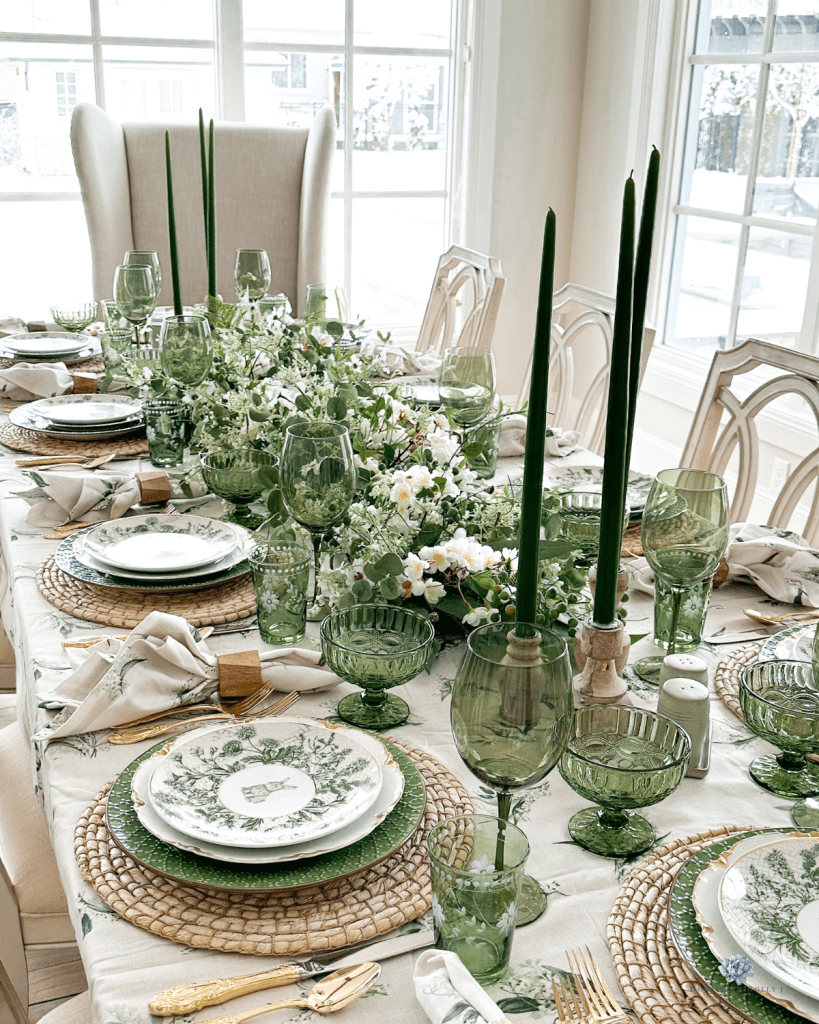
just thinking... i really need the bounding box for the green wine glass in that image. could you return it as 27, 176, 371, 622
321, 603, 435, 728
159, 313, 213, 387
279, 421, 357, 607
124, 250, 162, 295
450, 621, 574, 925
235, 249, 272, 302
113, 264, 159, 345
200, 449, 278, 529
439, 346, 496, 427
559, 705, 691, 857
634, 468, 729, 684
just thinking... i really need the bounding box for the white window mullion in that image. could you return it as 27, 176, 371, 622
89, 0, 105, 109
215, 0, 244, 121
343, 0, 354, 307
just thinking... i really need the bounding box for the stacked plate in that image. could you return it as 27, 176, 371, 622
10, 394, 144, 441
55, 514, 256, 592
543, 465, 654, 521
0, 330, 102, 363
670, 829, 819, 1024
106, 716, 427, 892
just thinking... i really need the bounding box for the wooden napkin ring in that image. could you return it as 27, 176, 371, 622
713, 555, 730, 588
136, 470, 172, 504
217, 650, 264, 698
71, 374, 98, 394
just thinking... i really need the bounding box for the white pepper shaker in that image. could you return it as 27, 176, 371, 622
657, 676, 711, 779
658, 653, 709, 695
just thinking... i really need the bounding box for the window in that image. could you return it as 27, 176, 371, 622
0, 0, 462, 325
666, 0, 819, 357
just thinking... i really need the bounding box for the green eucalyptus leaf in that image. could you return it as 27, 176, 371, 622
325, 320, 344, 339
257, 465, 279, 489
379, 577, 402, 600
266, 489, 285, 516
351, 578, 373, 601
326, 396, 347, 421
248, 406, 269, 422
460, 441, 484, 458
294, 393, 312, 412
373, 552, 404, 577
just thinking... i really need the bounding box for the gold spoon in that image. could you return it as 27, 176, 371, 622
743, 607, 819, 626
198, 962, 381, 1024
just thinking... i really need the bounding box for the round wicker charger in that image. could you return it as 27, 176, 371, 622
607, 825, 761, 1024
38, 558, 255, 628
0, 423, 147, 458
75, 739, 471, 955
713, 642, 761, 722
0, 353, 105, 372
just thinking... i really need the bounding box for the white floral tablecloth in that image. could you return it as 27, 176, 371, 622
0, 438, 797, 1024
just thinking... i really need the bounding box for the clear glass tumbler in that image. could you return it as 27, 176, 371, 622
249, 543, 312, 645
143, 398, 187, 468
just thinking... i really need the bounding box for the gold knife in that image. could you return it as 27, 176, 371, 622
148, 929, 434, 1015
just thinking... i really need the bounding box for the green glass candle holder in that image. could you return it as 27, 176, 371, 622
559, 705, 690, 857
740, 660, 819, 798
320, 603, 435, 729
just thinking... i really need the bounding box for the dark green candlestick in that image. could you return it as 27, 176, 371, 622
199, 108, 209, 273
207, 118, 216, 299
165, 131, 182, 317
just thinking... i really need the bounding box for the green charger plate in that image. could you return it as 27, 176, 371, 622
105, 739, 426, 893
668, 828, 808, 1024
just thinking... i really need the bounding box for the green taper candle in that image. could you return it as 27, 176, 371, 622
165, 131, 182, 317
199, 108, 209, 272
207, 118, 216, 299
515, 209, 556, 636
593, 176, 635, 627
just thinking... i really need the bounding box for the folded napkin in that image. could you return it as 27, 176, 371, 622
0, 361, 75, 401
361, 337, 443, 376
414, 950, 510, 1024
498, 416, 580, 459
18, 469, 208, 527
33, 611, 341, 742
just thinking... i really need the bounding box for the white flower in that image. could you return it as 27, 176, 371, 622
422, 580, 445, 605
419, 545, 451, 572
406, 464, 434, 490
354, 454, 379, 472
403, 552, 428, 581
390, 479, 414, 507
464, 606, 490, 627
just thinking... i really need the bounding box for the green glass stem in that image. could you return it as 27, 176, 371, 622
309, 531, 322, 605
666, 584, 683, 655
362, 688, 388, 709
778, 750, 808, 772
495, 791, 512, 870
598, 806, 630, 830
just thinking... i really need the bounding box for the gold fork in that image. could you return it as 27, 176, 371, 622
557, 948, 630, 1024
108, 689, 301, 744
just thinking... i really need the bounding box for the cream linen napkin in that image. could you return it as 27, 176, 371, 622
33, 610, 341, 742
18, 468, 207, 527
498, 416, 580, 458
414, 950, 510, 1024
0, 361, 75, 400
361, 337, 443, 376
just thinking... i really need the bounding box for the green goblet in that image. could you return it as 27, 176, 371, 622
450, 621, 574, 924
740, 660, 819, 804
124, 250, 162, 295
320, 603, 435, 729
559, 705, 690, 857
200, 449, 278, 529
49, 301, 98, 333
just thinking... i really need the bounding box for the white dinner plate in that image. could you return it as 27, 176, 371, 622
131, 718, 404, 864
148, 718, 382, 848
73, 521, 254, 582
8, 402, 143, 441
692, 829, 819, 1021
77, 514, 239, 573
29, 394, 143, 425
2, 331, 88, 358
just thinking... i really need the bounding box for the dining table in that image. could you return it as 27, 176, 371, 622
0, 420, 807, 1024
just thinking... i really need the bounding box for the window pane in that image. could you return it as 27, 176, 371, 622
102, 46, 214, 123
753, 63, 819, 223
327, 197, 344, 306
666, 215, 741, 353
244, 51, 344, 192
684, 64, 759, 213
773, 1, 819, 53
353, 56, 448, 191
0, 200, 91, 316
2, 0, 90, 36
243, 1, 345, 45
354, 0, 451, 49
736, 226, 810, 344
698, 0, 767, 55
99, 0, 213, 40
352, 198, 444, 325
0, 42, 94, 192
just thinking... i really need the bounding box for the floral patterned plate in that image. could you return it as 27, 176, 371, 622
9, 402, 143, 441
132, 718, 405, 863
720, 836, 819, 1000
669, 828, 811, 1024
55, 530, 252, 592
759, 623, 814, 664
79, 514, 239, 572
542, 465, 653, 517
29, 393, 143, 425
149, 718, 383, 847
692, 830, 819, 1022
106, 739, 426, 892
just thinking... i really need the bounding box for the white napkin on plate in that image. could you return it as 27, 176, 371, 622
361, 337, 443, 376
18, 469, 207, 527
498, 416, 580, 459
33, 610, 341, 742
0, 361, 75, 401
414, 950, 510, 1024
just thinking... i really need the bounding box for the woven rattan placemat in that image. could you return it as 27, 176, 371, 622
0, 353, 105, 372
713, 642, 761, 722
0, 423, 147, 458
75, 738, 471, 955
608, 825, 760, 1024
38, 558, 255, 627
621, 523, 643, 558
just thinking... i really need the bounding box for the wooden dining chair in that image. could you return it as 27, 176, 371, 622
680, 338, 819, 544
414, 246, 506, 354
70, 103, 335, 315
515, 283, 656, 455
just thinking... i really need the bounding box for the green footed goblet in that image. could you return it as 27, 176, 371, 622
320, 603, 435, 729
200, 449, 278, 529
559, 705, 690, 857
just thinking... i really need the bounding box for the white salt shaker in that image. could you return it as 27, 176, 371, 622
657, 676, 711, 779
658, 653, 709, 695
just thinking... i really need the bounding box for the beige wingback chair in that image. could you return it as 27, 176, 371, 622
70, 103, 335, 315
